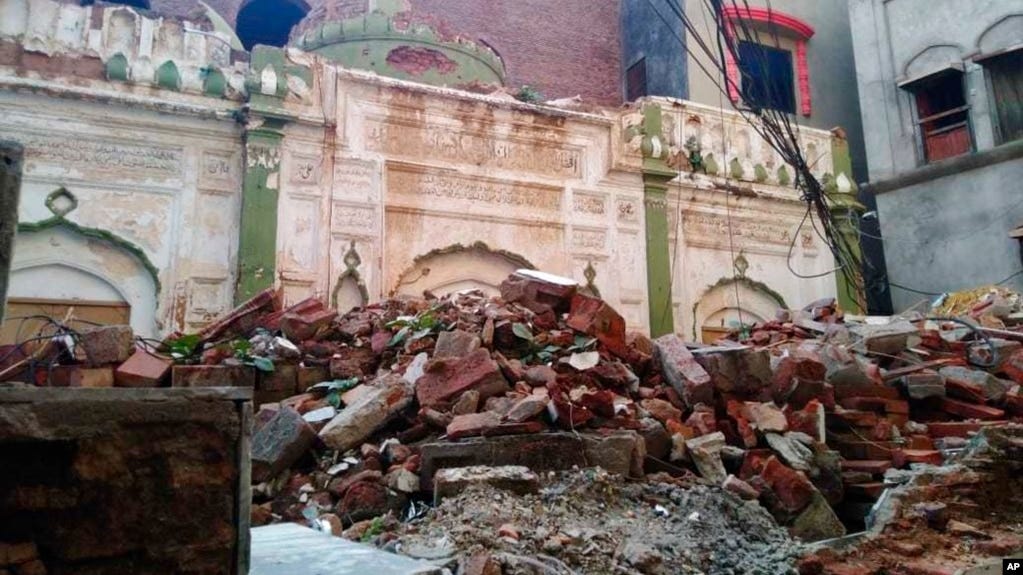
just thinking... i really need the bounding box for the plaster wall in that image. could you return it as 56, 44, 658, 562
876, 157, 1023, 312
848, 0, 1023, 310
0, 91, 244, 338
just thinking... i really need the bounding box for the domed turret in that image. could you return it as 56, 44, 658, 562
289, 0, 505, 88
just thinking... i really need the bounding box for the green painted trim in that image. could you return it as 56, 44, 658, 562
754, 164, 768, 183
17, 216, 161, 294
729, 157, 745, 179
689, 276, 788, 340
155, 60, 181, 91
236, 127, 284, 305
640, 104, 677, 338
202, 67, 227, 97
105, 53, 129, 82
829, 135, 866, 313
777, 165, 791, 186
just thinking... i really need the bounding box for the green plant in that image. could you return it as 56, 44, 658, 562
228, 337, 274, 372
310, 378, 360, 408
385, 306, 445, 348
514, 85, 543, 104
510, 323, 593, 365
361, 516, 386, 542
165, 333, 201, 363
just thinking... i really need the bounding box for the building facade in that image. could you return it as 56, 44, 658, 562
0, 0, 852, 343
849, 0, 1023, 311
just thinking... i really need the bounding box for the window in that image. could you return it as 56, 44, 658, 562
737, 41, 795, 114
984, 50, 1023, 145
626, 58, 647, 102
906, 71, 972, 163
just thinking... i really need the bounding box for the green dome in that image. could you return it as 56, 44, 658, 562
290, 7, 505, 87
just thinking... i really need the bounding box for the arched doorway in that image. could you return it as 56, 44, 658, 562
236, 0, 309, 50
692, 277, 786, 343
391, 243, 534, 298
6, 225, 159, 340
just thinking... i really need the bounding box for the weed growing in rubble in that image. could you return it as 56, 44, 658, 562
385, 306, 446, 348
513, 323, 598, 365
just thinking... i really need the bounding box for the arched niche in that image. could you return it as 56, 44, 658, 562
11, 224, 160, 337
392, 242, 535, 298
903, 44, 964, 80
691, 277, 786, 343
236, 0, 309, 50
977, 14, 1023, 55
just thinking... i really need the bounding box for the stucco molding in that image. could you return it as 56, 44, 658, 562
16, 216, 162, 295
974, 13, 1023, 57
863, 138, 1023, 196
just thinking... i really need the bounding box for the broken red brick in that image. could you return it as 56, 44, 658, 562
760, 456, 815, 513
446, 411, 545, 440
499, 269, 577, 315
416, 348, 510, 408
114, 349, 173, 387
772, 355, 826, 407
839, 460, 892, 475
940, 397, 1005, 420
48, 365, 114, 388
566, 293, 628, 357
171, 364, 256, 387
639, 398, 682, 425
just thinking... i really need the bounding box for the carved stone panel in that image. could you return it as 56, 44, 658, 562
365, 116, 583, 179
386, 163, 563, 222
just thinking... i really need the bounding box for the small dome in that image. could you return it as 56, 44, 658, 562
289, 0, 505, 88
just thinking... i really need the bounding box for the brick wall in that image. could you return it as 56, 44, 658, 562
409, 0, 623, 105
0, 388, 251, 575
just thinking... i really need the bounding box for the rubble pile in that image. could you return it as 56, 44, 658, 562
3, 270, 1023, 570
800, 425, 1023, 575
390, 467, 803, 574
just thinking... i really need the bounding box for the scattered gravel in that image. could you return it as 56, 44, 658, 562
389, 469, 802, 574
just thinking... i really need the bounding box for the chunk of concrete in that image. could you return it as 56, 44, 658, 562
434, 330, 481, 359
252, 407, 317, 482
433, 465, 540, 502
319, 374, 415, 451
654, 335, 713, 407
686, 431, 727, 484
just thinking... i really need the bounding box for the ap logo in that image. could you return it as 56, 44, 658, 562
1005, 559, 1023, 573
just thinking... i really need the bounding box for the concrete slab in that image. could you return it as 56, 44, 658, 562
250, 524, 442, 575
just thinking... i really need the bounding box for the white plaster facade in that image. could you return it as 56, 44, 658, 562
0, 0, 839, 339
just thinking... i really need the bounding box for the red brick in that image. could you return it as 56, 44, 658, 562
653, 335, 713, 408
759, 456, 815, 513
892, 449, 943, 466
827, 410, 879, 429
338, 481, 398, 524
499, 270, 577, 315
566, 293, 628, 358
839, 460, 892, 475
329, 346, 379, 379
926, 421, 987, 438
773, 355, 826, 407
901, 560, 958, 575
743, 401, 788, 433
943, 377, 988, 404
446, 412, 545, 440
114, 349, 173, 387
171, 364, 256, 387
416, 348, 510, 408
1000, 348, 1023, 383
280, 304, 337, 342
48, 365, 114, 388
939, 397, 1005, 420
685, 409, 717, 436
640, 398, 682, 424
786, 400, 824, 441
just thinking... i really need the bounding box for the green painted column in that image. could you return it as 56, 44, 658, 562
236, 125, 284, 304
828, 133, 866, 314
639, 104, 677, 337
